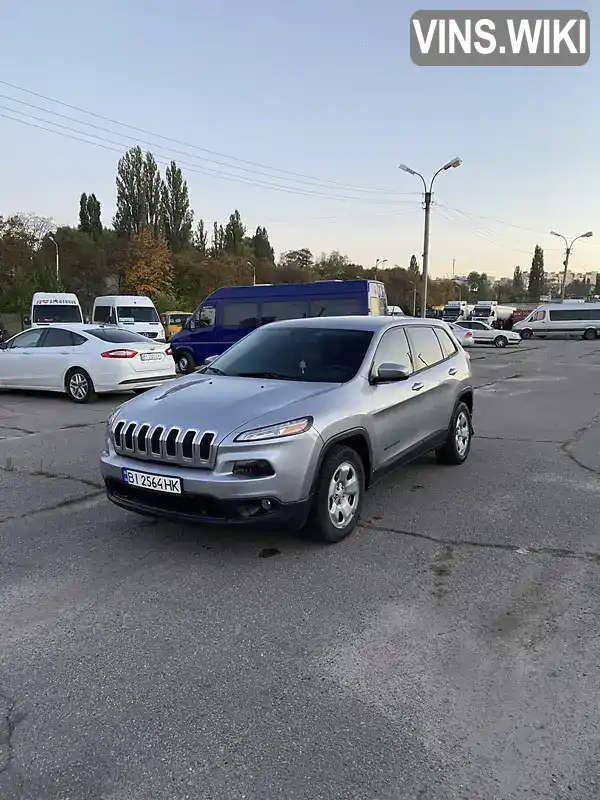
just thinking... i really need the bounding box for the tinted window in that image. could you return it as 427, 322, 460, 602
309, 298, 362, 317
194, 306, 215, 327
549, 309, 589, 321
41, 328, 76, 347
406, 326, 444, 369
435, 327, 459, 358
372, 327, 413, 375
168, 314, 190, 326
93, 305, 112, 323
206, 326, 374, 383
117, 306, 159, 323
261, 300, 309, 323
464, 321, 485, 330
73, 333, 86, 346
83, 328, 156, 343
222, 303, 259, 327
8, 329, 45, 348
32, 304, 82, 324
589, 309, 600, 320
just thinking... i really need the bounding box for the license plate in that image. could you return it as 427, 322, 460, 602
122, 468, 181, 493
140, 352, 162, 361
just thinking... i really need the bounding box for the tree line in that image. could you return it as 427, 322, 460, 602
1, 146, 595, 320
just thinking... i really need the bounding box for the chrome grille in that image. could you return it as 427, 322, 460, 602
112, 419, 216, 467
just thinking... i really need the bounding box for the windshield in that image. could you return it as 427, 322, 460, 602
206, 326, 374, 382
32, 304, 83, 323
117, 306, 159, 323
473, 307, 491, 316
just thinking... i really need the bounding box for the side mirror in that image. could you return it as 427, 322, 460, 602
0, 342, 7, 350
371, 362, 411, 384
205, 355, 218, 365
189, 318, 196, 331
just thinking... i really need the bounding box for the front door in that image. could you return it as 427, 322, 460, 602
0, 328, 47, 387
34, 327, 77, 389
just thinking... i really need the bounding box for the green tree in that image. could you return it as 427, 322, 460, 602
79, 193, 91, 235
194, 219, 208, 254
279, 248, 314, 270
87, 194, 103, 240
528, 245, 545, 302
161, 161, 193, 252
251, 226, 274, 263
224, 210, 246, 256
123, 229, 173, 298
114, 146, 146, 237
408, 254, 419, 275
143, 151, 162, 237
512, 265, 525, 300
212, 221, 225, 255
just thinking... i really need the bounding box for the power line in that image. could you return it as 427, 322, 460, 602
0, 79, 415, 196
0, 109, 420, 205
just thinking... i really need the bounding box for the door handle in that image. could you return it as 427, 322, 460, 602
60, 351, 70, 354
448, 367, 458, 375
411, 382, 424, 391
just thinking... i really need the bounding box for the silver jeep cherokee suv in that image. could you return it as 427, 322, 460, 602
101, 315, 473, 543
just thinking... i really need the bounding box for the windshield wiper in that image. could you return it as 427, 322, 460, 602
235, 371, 299, 380
205, 366, 226, 376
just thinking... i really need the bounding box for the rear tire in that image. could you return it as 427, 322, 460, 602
494, 335, 508, 348
305, 445, 365, 544
65, 368, 96, 404
176, 351, 196, 374
583, 328, 597, 341
520, 329, 533, 340
436, 401, 472, 465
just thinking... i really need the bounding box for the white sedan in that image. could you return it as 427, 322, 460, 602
0, 324, 176, 403
448, 322, 475, 348
455, 320, 521, 348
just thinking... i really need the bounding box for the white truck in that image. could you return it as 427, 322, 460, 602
442, 300, 473, 323
92, 295, 166, 341
470, 301, 516, 329
30, 292, 83, 326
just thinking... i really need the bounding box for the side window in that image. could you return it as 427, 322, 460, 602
73, 333, 87, 346
196, 306, 215, 327
406, 326, 445, 370
93, 305, 112, 323
8, 329, 45, 349
40, 328, 75, 347
434, 328, 458, 359
309, 298, 362, 317
469, 322, 484, 330
589, 309, 600, 320
222, 303, 259, 327
532, 310, 546, 322
261, 300, 308, 323
371, 327, 413, 376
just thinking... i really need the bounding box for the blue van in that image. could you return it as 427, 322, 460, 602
170, 279, 388, 373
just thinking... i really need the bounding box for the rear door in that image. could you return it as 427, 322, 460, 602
0, 328, 47, 387
404, 325, 451, 442
34, 327, 77, 388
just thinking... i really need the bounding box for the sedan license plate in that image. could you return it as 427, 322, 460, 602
140, 352, 162, 361
122, 468, 181, 494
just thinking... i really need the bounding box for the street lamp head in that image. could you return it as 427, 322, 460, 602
48, 234, 56, 243
582, 231, 593, 238
443, 157, 462, 170
398, 164, 417, 176
550, 231, 561, 237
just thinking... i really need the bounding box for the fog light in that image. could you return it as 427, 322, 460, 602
232, 459, 274, 477
261, 499, 272, 511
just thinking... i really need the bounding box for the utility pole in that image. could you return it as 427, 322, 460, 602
247, 261, 256, 285
48, 234, 59, 283
399, 158, 462, 317
374, 258, 387, 279
550, 230, 593, 300
452, 258, 456, 278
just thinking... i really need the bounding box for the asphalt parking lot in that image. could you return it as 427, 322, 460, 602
2, 339, 600, 799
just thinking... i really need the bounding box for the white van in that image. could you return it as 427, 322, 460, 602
30, 292, 83, 326
92, 295, 165, 341
513, 301, 600, 340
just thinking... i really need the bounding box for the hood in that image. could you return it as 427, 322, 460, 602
113, 374, 340, 439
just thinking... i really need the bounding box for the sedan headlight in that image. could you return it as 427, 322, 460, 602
234, 417, 313, 443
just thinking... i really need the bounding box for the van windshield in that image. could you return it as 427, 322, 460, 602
32, 305, 83, 324
117, 306, 159, 323
205, 326, 374, 383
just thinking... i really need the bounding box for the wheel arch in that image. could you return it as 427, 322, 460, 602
311, 428, 373, 491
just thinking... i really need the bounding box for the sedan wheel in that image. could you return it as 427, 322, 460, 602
66, 368, 96, 403
494, 335, 508, 348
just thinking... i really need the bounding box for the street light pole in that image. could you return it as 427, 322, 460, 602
247, 261, 256, 285
48, 234, 59, 283
373, 258, 387, 279
550, 230, 593, 300
399, 158, 462, 317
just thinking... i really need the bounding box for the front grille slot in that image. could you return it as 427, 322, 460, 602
181, 430, 196, 460
124, 422, 136, 451
165, 428, 179, 457
199, 432, 214, 461
137, 424, 150, 452
114, 420, 125, 448
150, 426, 164, 455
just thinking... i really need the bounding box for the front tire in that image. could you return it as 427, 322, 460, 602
520, 328, 533, 340
494, 335, 508, 348
305, 445, 365, 543
583, 328, 597, 341
65, 368, 96, 404
436, 401, 472, 465
176, 351, 196, 374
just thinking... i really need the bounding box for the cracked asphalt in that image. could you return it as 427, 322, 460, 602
1, 339, 600, 799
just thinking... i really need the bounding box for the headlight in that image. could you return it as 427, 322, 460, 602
234, 417, 313, 443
